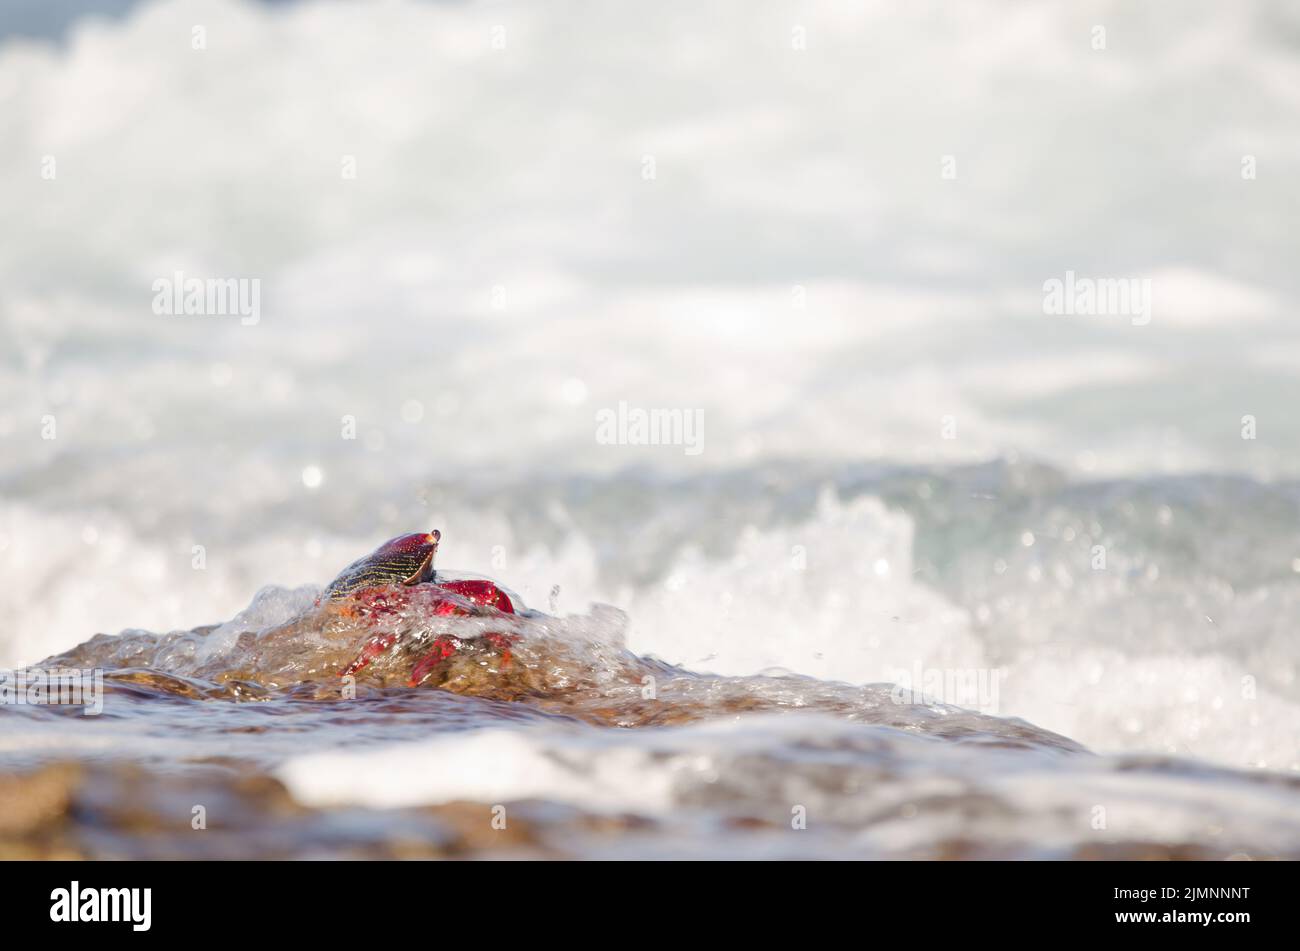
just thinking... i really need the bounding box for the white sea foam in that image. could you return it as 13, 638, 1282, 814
280, 727, 678, 813
624, 490, 982, 680
277, 712, 1300, 857
2, 0, 1297, 490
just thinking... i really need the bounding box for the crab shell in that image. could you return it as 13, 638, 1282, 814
323, 530, 440, 600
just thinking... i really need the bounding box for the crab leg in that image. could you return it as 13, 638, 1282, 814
340, 579, 519, 683
404, 580, 519, 686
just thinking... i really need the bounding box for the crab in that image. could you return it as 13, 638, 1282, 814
318, 530, 519, 686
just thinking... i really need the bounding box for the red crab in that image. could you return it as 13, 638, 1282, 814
318, 530, 518, 686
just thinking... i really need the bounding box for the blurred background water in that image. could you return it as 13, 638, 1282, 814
1, 0, 1299, 835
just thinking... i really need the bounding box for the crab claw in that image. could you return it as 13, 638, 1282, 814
434, 579, 516, 614
339, 578, 519, 683
405, 580, 518, 687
